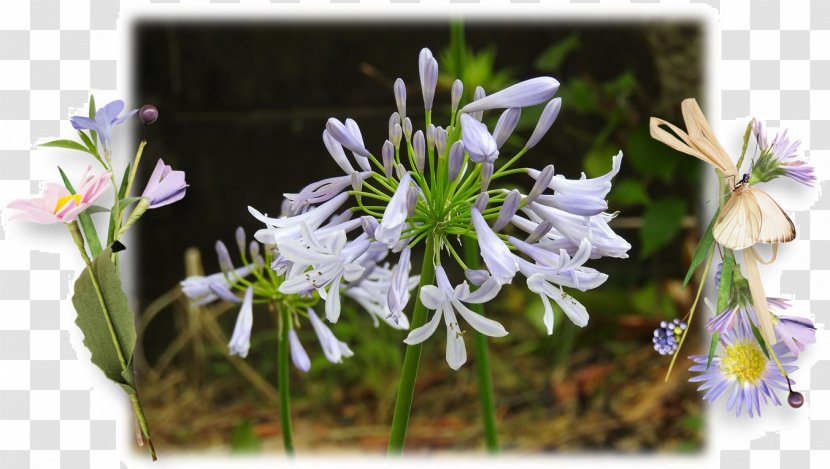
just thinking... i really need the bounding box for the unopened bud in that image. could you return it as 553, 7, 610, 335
474, 192, 489, 212
451, 79, 464, 113
527, 164, 554, 204
382, 140, 395, 178
413, 130, 425, 173
394, 78, 407, 119
448, 141, 464, 181
525, 220, 553, 243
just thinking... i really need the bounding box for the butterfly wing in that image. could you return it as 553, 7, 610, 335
747, 187, 796, 244
713, 188, 762, 250
681, 99, 739, 179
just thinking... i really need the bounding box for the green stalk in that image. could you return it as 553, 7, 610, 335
277, 304, 295, 456
67, 222, 156, 459
464, 239, 499, 453
387, 237, 437, 455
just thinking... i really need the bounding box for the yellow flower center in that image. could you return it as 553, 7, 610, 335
54, 194, 82, 214
720, 341, 767, 385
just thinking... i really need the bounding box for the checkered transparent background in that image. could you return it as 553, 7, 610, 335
0, 0, 827, 468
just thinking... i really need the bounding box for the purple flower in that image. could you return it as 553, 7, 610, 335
285, 171, 370, 213
689, 323, 797, 417
753, 120, 815, 186
526, 150, 622, 201
70, 99, 137, 150
460, 77, 560, 114
141, 159, 188, 208
326, 118, 371, 159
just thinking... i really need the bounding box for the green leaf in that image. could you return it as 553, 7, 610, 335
230, 420, 262, 453
77, 131, 100, 159
72, 248, 136, 391
42, 139, 92, 155
608, 179, 650, 207
749, 323, 771, 359
534, 35, 580, 72
118, 164, 131, 199
717, 251, 735, 313
640, 197, 687, 258
119, 197, 142, 210
57, 166, 76, 193
88, 95, 98, 146
706, 331, 719, 369
560, 78, 597, 114
682, 209, 720, 288
83, 205, 111, 215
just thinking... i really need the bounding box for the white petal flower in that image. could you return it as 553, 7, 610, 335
471, 207, 518, 284
375, 173, 413, 247
404, 267, 507, 370
228, 287, 254, 358
308, 308, 354, 364
289, 329, 311, 372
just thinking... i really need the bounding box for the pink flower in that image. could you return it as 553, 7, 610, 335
7, 167, 110, 224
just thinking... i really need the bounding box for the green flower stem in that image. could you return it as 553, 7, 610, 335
464, 239, 499, 453
277, 303, 295, 456
129, 392, 157, 461
388, 236, 437, 455
123, 139, 147, 200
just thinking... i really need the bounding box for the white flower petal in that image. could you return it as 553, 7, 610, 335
451, 298, 508, 337
404, 308, 443, 345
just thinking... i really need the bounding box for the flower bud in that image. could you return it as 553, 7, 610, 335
345, 118, 372, 171
248, 240, 260, 260
493, 190, 521, 231
526, 98, 562, 149
419, 49, 438, 111
391, 124, 403, 150
382, 140, 395, 178
481, 162, 494, 192
209, 282, 241, 303
474, 192, 489, 212
394, 78, 407, 119
493, 108, 521, 149
451, 79, 464, 113
235, 226, 246, 255
461, 114, 498, 163
461, 77, 560, 114
395, 163, 407, 180
139, 104, 159, 124
465, 269, 490, 286
326, 118, 371, 158
403, 117, 413, 141
389, 112, 401, 140
406, 187, 418, 216
526, 164, 554, 204
448, 141, 465, 181
426, 124, 436, 152
471, 86, 486, 122
351, 171, 364, 193
524, 220, 553, 243
435, 127, 448, 157
215, 240, 233, 273
361, 216, 379, 238
413, 130, 425, 173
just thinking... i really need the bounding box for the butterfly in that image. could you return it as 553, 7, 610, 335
650, 98, 795, 251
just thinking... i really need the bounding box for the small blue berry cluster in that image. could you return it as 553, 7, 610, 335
653, 319, 687, 355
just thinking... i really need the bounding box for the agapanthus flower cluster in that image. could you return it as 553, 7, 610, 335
181, 224, 419, 371
248, 48, 629, 370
